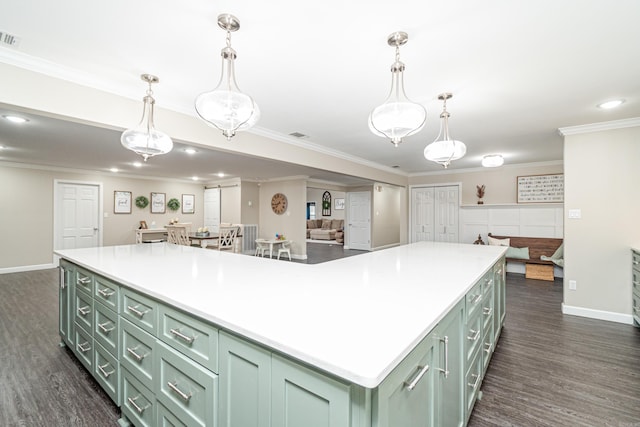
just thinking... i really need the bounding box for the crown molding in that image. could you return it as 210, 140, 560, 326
408, 160, 564, 177
558, 117, 640, 136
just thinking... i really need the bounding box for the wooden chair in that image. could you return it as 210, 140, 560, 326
166, 225, 191, 246
277, 241, 292, 261
218, 226, 238, 251
255, 239, 269, 257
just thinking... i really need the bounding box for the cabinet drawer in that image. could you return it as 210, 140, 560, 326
74, 325, 94, 371
157, 402, 187, 427
75, 289, 93, 334
75, 267, 94, 296
94, 341, 120, 405
159, 305, 219, 373
633, 292, 640, 320
482, 323, 494, 373
465, 351, 483, 415
122, 288, 158, 335
465, 310, 482, 364
632, 268, 640, 295
94, 275, 119, 312
121, 318, 156, 389
466, 280, 483, 320
94, 301, 119, 356
632, 250, 640, 271
155, 341, 217, 427
482, 286, 494, 332
122, 367, 156, 427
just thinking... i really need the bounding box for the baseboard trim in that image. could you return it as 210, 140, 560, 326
0, 263, 57, 275
561, 303, 634, 325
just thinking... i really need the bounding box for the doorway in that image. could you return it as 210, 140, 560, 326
53, 180, 102, 252
347, 191, 371, 250
410, 184, 460, 243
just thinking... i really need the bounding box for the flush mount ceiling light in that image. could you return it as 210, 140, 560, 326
482, 154, 504, 168
184, 147, 197, 154
597, 99, 625, 109
369, 31, 426, 147
121, 74, 174, 161
195, 14, 260, 141
424, 93, 466, 168
2, 115, 29, 124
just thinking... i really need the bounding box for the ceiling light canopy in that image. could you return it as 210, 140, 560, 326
120, 74, 174, 161
597, 99, 625, 109
369, 31, 426, 147
195, 14, 260, 141
482, 154, 504, 168
424, 93, 466, 168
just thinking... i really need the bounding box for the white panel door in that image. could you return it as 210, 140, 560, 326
435, 186, 459, 243
347, 191, 371, 250
411, 187, 435, 243
204, 188, 221, 233
57, 183, 100, 250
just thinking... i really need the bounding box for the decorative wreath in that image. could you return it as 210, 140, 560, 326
167, 198, 180, 211
135, 195, 149, 209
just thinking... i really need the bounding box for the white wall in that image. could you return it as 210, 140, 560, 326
306, 186, 345, 220
562, 120, 640, 323
371, 183, 402, 249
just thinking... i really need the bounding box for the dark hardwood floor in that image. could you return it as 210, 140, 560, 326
0, 269, 638, 426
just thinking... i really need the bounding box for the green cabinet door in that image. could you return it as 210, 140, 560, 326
272, 354, 351, 427
219, 331, 271, 427
493, 258, 506, 341
433, 299, 465, 427
59, 261, 75, 348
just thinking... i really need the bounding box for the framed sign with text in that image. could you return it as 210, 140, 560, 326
517, 174, 564, 203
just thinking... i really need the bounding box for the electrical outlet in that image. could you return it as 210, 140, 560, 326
569, 280, 577, 290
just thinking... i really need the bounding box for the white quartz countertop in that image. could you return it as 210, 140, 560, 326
55, 241, 506, 388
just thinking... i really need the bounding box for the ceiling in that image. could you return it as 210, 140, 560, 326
1, 0, 639, 184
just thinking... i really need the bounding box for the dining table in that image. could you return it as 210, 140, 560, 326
189, 232, 243, 250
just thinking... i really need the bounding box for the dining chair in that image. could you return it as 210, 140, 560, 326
255, 239, 269, 257
277, 241, 292, 261
218, 226, 239, 252
166, 225, 191, 246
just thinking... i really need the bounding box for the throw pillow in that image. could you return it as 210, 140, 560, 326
551, 243, 564, 259
307, 220, 315, 229
488, 236, 510, 246
321, 219, 332, 230
506, 246, 530, 259
331, 219, 342, 230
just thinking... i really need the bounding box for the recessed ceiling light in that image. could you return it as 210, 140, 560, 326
217, 172, 225, 178
184, 148, 197, 154
482, 154, 504, 168
2, 115, 29, 124
597, 99, 625, 109
192, 176, 199, 181
133, 161, 142, 167
109, 167, 119, 173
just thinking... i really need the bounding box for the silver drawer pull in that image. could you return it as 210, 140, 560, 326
634, 260, 639, 265
468, 373, 481, 390
98, 321, 115, 333
467, 329, 480, 341
78, 342, 91, 353
97, 288, 115, 298
484, 342, 492, 354
127, 346, 146, 362
127, 304, 149, 318
77, 276, 91, 284
59, 267, 66, 289
483, 307, 493, 316
170, 328, 195, 345
167, 381, 192, 402
97, 363, 115, 378
127, 396, 148, 414
77, 306, 90, 316
471, 294, 482, 305
404, 364, 430, 391
633, 281, 639, 286
438, 336, 449, 378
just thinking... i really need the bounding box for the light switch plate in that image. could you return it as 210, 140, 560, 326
568, 209, 581, 219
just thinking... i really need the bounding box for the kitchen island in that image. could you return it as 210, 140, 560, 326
56, 241, 506, 427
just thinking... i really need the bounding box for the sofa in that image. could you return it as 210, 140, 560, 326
307, 219, 344, 241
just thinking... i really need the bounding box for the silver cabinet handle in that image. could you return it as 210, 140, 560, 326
98, 321, 115, 333
468, 373, 481, 390
404, 364, 430, 391
127, 396, 148, 414
634, 260, 639, 265
127, 304, 149, 318
170, 328, 195, 345
167, 381, 192, 402
633, 281, 639, 286
471, 294, 482, 305
127, 346, 146, 362
59, 267, 66, 289
467, 329, 480, 341
439, 336, 449, 379
78, 306, 90, 316
484, 342, 492, 354
483, 307, 493, 316
97, 288, 115, 298
97, 363, 114, 378
78, 277, 91, 285
78, 342, 91, 353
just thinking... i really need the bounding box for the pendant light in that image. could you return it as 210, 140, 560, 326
195, 14, 259, 141
121, 74, 173, 162
424, 93, 466, 168
369, 31, 426, 147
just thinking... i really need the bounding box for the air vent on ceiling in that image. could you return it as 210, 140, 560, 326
0, 31, 21, 48
289, 132, 308, 138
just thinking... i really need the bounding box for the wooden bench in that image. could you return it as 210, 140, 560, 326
488, 233, 563, 281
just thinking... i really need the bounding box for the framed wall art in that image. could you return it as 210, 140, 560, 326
334, 198, 345, 210
182, 194, 195, 214
517, 174, 564, 203
151, 192, 166, 213
114, 191, 132, 214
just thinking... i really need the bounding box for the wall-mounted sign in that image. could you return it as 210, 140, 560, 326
517, 174, 564, 203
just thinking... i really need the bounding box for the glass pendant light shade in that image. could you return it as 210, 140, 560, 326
369, 32, 426, 147
195, 14, 259, 140
424, 93, 466, 168
121, 74, 173, 162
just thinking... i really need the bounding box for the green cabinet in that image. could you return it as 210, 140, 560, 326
59, 260, 75, 348
219, 331, 271, 427
632, 250, 640, 327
